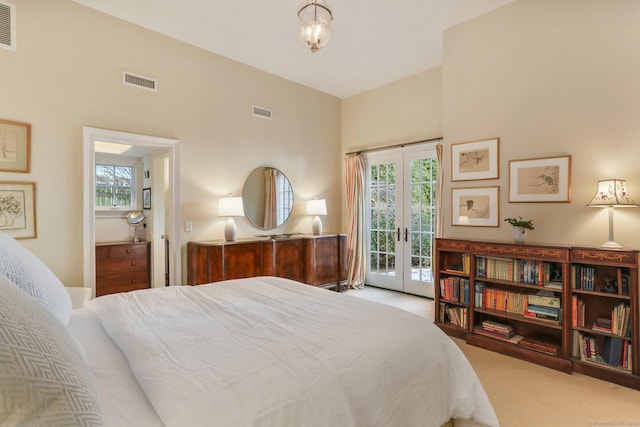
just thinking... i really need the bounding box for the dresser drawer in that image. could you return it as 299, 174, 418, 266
96, 271, 150, 296
96, 256, 148, 275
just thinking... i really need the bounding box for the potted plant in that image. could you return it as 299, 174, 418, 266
504, 216, 534, 243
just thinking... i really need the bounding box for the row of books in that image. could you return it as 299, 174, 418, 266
572, 331, 633, 371
439, 277, 470, 304
573, 265, 596, 291
439, 303, 468, 328
475, 257, 562, 287
476, 285, 561, 322
572, 266, 631, 295
445, 253, 471, 274
571, 297, 631, 337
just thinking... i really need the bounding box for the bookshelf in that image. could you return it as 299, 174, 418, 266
570, 247, 639, 389
435, 238, 640, 389
434, 239, 471, 339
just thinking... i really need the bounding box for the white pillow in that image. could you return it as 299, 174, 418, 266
0, 274, 103, 426
0, 231, 72, 325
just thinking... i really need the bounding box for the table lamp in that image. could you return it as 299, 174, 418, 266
218, 196, 244, 242
306, 198, 327, 235
587, 179, 638, 248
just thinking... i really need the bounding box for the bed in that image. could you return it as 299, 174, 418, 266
0, 231, 499, 427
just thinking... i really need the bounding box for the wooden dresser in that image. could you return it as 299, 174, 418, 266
95, 241, 151, 296
187, 234, 348, 291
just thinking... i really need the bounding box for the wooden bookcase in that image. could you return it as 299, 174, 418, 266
434, 239, 471, 339
435, 238, 640, 389
570, 247, 639, 389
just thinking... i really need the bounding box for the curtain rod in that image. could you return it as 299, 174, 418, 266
345, 137, 442, 156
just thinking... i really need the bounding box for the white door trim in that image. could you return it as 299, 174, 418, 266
83, 127, 182, 298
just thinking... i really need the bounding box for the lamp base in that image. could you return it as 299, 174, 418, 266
312, 215, 323, 236
601, 240, 623, 249
224, 217, 237, 242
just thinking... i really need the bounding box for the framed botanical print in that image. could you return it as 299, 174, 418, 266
0, 119, 31, 173
451, 138, 499, 181
508, 155, 571, 202
452, 186, 499, 227
0, 181, 36, 239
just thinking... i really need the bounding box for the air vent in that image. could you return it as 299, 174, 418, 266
252, 105, 272, 120
122, 71, 158, 92
0, 1, 16, 51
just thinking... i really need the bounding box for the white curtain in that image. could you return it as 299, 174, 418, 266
344, 154, 366, 289
263, 168, 277, 229
436, 143, 444, 238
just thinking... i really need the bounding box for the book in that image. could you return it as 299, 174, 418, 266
528, 292, 560, 308
602, 336, 624, 367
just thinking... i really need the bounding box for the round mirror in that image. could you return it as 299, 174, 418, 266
125, 210, 145, 226
125, 210, 145, 241
242, 167, 294, 230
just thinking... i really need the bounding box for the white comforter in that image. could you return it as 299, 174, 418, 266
89, 277, 498, 427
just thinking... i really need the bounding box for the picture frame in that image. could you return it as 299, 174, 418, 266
508, 155, 571, 202
0, 119, 31, 173
143, 187, 151, 210
452, 186, 499, 227
0, 181, 37, 239
451, 137, 499, 181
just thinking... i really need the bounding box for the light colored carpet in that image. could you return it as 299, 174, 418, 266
347, 286, 640, 427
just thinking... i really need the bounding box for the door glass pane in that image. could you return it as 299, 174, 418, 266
409, 157, 436, 283
369, 162, 397, 276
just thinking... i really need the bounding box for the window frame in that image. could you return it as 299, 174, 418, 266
94, 154, 140, 212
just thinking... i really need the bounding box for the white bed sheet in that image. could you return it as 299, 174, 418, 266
84, 277, 499, 427
68, 307, 164, 427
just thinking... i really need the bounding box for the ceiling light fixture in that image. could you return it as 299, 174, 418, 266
298, 0, 333, 53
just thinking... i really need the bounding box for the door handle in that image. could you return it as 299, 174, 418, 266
404, 228, 408, 242
397, 227, 401, 242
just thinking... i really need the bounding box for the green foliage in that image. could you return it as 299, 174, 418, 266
504, 216, 534, 230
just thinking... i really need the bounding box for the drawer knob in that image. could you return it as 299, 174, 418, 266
126, 249, 132, 253
131, 261, 137, 267
131, 279, 137, 283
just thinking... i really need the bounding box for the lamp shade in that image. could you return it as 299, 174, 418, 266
298, 1, 333, 53
587, 179, 638, 207
306, 198, 327, 216
218, 196, 244, 217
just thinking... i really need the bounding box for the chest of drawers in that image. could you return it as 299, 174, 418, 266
95, 241, 150, 296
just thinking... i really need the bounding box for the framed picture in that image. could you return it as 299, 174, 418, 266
0, 119, 31, 173
508, 155, 571, 202
452, 186, 499, 227
451, 137, 499, 181
0, 182, 36, 239
142, 187, 151, 210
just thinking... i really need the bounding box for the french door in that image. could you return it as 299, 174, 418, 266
364, 144, 438, 298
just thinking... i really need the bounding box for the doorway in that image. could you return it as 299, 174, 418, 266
363, 143, 438, 298
82, 127, 181, 297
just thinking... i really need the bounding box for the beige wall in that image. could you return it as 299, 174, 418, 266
442, 0, 640, 247
0, 0, 341, 285
341, 68, 443, 152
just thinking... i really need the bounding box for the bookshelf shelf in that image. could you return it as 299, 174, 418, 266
435, 238, 640, 389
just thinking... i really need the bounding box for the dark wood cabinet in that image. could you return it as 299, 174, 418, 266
95, 241, 150, 296
187, 234, 347, 291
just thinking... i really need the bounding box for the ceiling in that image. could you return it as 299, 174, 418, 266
73, 0, 515, 99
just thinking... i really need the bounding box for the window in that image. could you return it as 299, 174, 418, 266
95, 163, 134, 208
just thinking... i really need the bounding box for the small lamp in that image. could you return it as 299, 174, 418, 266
218, 196, 244, 242
306, 198, 327, 235
587, 179, 638, 248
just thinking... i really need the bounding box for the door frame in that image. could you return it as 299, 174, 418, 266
363, 142, 438, 297
82, 127, 182, 297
